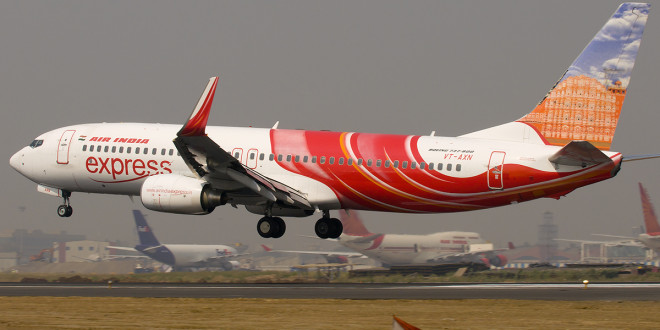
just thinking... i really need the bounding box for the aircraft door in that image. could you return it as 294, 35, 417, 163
247, 149, 258, 169
57, 130, 76, 164
487, 151, 506, 190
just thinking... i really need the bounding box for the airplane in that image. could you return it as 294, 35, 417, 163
265, 210, 511, 267
589, 183, 660, 253
109, 210, 241, 271
260, 244, 363, 264
9, 3, 657, 240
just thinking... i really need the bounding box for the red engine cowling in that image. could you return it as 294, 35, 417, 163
140, 174, 224, 214
488, 255, 508, 267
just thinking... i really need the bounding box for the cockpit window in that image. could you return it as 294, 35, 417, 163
29, 140, 44, 148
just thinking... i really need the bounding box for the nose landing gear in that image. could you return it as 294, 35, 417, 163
56, 191, 72, 217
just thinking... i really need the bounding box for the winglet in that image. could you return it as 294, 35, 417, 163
178, 77, 219, 137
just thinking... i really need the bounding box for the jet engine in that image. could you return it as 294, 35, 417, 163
222, 260, 240, 271
140, 174, 225, 214
488, 255, 508, 268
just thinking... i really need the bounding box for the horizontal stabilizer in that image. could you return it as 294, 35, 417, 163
622, 154, 660, 162
346, 233, 382, 244
548, 141, 612, 167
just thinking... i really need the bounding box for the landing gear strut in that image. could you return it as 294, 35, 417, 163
257, 216, 286, 238
57, 191, 73, 217
315, 210, 342, 239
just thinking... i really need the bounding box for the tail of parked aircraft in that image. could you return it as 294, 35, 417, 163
133, 210, 160, 247
463, 3, 650, 151
338, 210, 374, 236
639, 183, 660, 234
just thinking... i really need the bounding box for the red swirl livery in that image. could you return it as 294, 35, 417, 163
9, 3, 660, 239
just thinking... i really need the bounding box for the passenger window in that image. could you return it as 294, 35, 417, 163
144, 148, 148, 154
135, 147, 140, 154
169, 149, 174, 156
104, 146, 109, 153
393, 160, 399, 168
447, 163, 452, 171
456, 164, 462, 171
294, 155, 300, 162
82, 145, 87, 151
347, 159, 353, 166
357, 159, 363, 166
384, 160, 390, 168
429, 163, 434, 170
320, 156, 326, 164
89, 145, 94, 152
119, 147, 124, 153
420, 162, 426, 169
437, 163, 443, 171
152, 148, 157, 155
338, 157, 344, 165
259, 153, 265, 161
286, 155, 292, 162
278, 155, 283, 162
161, 148, 166, 155
250, 153, 256, 160
234, 152, 240, 159
401, 161, 407, 169
269, 154, 274, 161
127, 147, 132, 154
411, 162, 416, 169
329, 157, 335, 165
303, 155, 309, 163
111, 146, 116, 153
376, 159, 382, 167
367, 159, 373, 167
97, 146, 102, 152
312, 156, 317, 163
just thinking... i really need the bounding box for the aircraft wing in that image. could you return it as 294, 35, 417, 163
173, 77, 311, 210
261, 244, 365, 258
105, 246, 138, 252
555, 238, 643, 247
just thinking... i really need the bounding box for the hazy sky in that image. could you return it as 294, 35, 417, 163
3, 0, 660, 252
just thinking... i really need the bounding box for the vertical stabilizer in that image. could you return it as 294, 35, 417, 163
518, 3, 650, 150
133, 210, 160, 247
338, 210, 374, 236
639, 183, 660, 234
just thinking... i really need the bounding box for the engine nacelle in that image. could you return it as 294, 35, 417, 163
140, 174, 225, 214
488, 255, 508, 268
222, 260, 240, 271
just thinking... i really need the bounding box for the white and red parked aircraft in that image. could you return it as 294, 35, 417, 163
9, 3, 657, 239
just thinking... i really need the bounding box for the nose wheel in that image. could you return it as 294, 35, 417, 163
57, 191, 72, 217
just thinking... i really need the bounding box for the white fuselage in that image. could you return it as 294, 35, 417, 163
338, 231, 485, 266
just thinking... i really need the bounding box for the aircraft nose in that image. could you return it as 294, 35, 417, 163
9, 150, 23, 172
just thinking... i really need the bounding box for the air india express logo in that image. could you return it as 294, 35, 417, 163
86, 157, 172, 182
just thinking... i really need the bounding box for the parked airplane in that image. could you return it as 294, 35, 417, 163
589, 183, 660, 253
109, 210, 240, 271
265, 210, 511, 267
10, 4, 657, 240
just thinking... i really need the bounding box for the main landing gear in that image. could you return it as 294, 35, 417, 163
56, 191, 73, 217
257, 216, 286, 238
314, 210, 342, 239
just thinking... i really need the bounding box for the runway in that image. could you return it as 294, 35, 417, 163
2, 282, 660, 300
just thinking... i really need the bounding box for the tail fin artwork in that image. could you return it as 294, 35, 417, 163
338, 210, 374, 236
639, 183, 660, 235
464, 3, 650, 150
133, 210, 160, 247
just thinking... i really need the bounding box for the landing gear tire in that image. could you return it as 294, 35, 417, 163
257, 217, 286, 238
57, 205, 72, 217
315, 217, 342, 239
